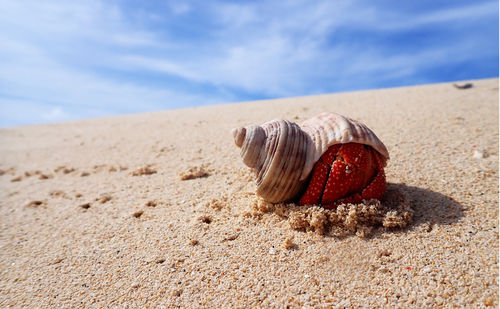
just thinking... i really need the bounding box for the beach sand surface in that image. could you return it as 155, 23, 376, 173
0, 78, 498, 307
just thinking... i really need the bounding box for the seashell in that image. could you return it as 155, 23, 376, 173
232, 120, 311, 203
232, 112, 389, 204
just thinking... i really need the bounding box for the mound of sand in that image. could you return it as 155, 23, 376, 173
250, 183, 414, 238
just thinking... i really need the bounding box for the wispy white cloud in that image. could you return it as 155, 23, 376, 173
398, 1, 497, 29
0, 0, 221, 126
169, 2, 191, 16
42, 107, 67, 121
119, 55, 201, 81
0, 0, 497, 127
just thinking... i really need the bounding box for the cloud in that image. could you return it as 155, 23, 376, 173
404, 1, 497, 28
0, 97, 71, 126
169, 2, 191, 15
42, 107, 67, 121
0, 0, 497, 127
125, 0, 496, 95
0, 0, 224, 127
119, 55, 201, 81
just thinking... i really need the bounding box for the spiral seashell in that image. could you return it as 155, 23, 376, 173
232, 120, 311, 203
232, 112, 389, 203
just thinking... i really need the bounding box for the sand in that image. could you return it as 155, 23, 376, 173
0, 78, 498, 308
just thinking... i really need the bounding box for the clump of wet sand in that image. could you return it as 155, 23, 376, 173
251, 183, 413, 238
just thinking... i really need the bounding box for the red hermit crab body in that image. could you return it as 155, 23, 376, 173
298, 142, 386, 208
232, 113, 389, 207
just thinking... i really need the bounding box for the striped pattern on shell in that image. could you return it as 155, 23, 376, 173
232, 120, 310, 203
232, 112, 389, 203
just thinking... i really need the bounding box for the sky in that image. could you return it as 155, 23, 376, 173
0, 0, 498, 128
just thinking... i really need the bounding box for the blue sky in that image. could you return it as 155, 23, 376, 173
0, 0, 498, 127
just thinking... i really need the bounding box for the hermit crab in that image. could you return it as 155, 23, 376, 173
232, 112, 389, 208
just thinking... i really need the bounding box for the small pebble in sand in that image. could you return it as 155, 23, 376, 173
52, 258, 64, 265
11, 176, 22, 182
63, 168, 75, 174
146, 200, 157, 207
453, 83, 473, 89
189, 239, 199, 246
179, 166, 209, 180
172, 289, 182, 297
156, 258, 166, 264
472, 150, 488, 159
198, 216, 212, 224
378, 249, 392, 258
81, 172, 90, 177
131, 282, 140, 289
207, 195, 228, 211
133, 210, 144, 218
131, 166, 157, 176
75, 193, 83, 198
79, 203, 91, 209
1, 168, 17, 176
39, 174, 51, 180
27, 200, 44, 207
483, 297, 494, 307
222, 234, 239, 242
283, 237, 296, 250
50, 190, 66, 197
97, 194, 112, 203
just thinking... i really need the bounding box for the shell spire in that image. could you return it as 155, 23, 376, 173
232, 112, 389, 204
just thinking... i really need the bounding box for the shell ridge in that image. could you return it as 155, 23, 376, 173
273, 121, 300, 201
256, 123, 278, 187
272, 120, 298, 201
273, 121, 306, 201
257, 120, 287, 200
261, 120, 289, 201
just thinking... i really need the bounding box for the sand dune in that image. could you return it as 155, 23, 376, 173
0, 78, 498, 307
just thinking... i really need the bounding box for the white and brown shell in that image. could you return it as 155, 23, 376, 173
232, 112, 389, 203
